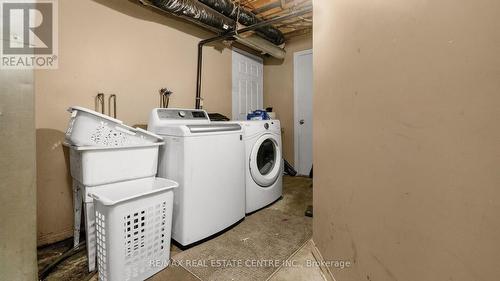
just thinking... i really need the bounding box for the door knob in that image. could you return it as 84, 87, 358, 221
299, 119, 305, 125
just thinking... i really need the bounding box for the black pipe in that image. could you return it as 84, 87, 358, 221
195, 43, 204, 109
195, 7, 313, 109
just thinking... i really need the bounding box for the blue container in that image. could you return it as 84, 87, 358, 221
247, 110, 270, 120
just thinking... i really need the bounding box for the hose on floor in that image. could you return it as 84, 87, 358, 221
38, 241, 86, 281
83, 270, 97, 281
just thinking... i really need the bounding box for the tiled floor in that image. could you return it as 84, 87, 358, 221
38, 176, 328, 281
269, 240, 330, 281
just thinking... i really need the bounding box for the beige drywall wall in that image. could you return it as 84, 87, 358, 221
35, 0, 233, 245
0, 70, 37, 279
263, 34, 312, 165
313, 0, 500, 280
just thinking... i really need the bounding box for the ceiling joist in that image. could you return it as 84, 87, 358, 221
229, 0, 312, 40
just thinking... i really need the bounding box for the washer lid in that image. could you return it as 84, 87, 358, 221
250, 134, 282, 187
154, 123, 242, 136
187, 123, 241, 133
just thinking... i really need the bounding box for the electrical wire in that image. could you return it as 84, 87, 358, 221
234, 0, 242, 35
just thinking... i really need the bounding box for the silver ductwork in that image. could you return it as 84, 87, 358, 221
197, 0, 285, 45
149, 0, 235, 33
142, 0, 286, 58
235, 34, 286, 59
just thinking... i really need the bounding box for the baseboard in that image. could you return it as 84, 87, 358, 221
37, 229, 73, 247
310, 239, 337, 281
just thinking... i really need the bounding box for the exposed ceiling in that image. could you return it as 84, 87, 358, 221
233, 0, 313, 40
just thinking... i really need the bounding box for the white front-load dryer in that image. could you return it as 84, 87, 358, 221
240, 120, 283, 213
148, 108, 245, 246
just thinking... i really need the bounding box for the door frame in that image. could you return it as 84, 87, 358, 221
293, 49, 313, 174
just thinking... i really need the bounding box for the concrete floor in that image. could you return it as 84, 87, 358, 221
38, 175, 324, 281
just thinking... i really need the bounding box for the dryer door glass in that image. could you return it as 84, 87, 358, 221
250, 134, 282, 187
257, 139, 276, 175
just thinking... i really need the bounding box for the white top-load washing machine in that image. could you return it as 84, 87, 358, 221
148, 108, 245, 246
240, 120, 283, 213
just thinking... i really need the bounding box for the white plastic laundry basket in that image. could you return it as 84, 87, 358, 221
90, 177, 178, 281
67, 142, 163, 186
67, 142, 164, 272
65, 106, 162, 147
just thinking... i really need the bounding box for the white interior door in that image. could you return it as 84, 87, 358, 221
232, 49, 263, 120
294, 49, 313, 176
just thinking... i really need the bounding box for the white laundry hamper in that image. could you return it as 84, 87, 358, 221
67, 142, 163, 186
66, 142, 164, 272
89, 177, 178, 281
65, 106, 162, 147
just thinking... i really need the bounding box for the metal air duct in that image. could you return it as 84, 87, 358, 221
150, 0, 235, 33
198, 0, 285, 45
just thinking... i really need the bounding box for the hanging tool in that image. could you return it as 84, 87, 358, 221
159, 88, 173, 108
95, 93, 105, 114
108, 94, 117, 118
